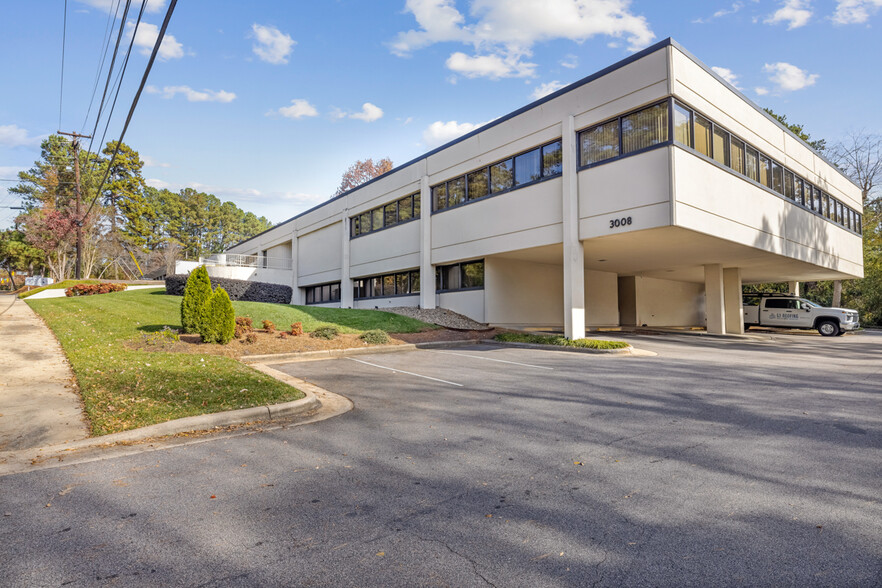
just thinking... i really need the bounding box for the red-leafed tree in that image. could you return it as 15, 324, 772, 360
333, 157, 393, 197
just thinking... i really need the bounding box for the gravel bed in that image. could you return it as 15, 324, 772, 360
383, 306, 491, 331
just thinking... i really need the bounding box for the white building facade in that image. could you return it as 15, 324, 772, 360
222, 39, 864, 339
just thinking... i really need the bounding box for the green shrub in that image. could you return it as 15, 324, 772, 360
142, 326, 180, 346
200, 287, 236, 344
310, 325, 339, 340
359, 329, 390, 344
180, 266, 212, 334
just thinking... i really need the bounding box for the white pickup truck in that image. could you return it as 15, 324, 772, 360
743, 294, 860, 336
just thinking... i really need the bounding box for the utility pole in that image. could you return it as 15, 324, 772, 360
58, 130, 91, 279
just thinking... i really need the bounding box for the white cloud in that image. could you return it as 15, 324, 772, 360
763, 62, 819, 92
711, 66, 741, 89
76, 0, 166, 14
423, 120, 483, 148
349, 103, 384, 122
755, 87, 769, 96
271, 99, 319, 119
446, 52, 536, 79
693, 2, 743, 23
141, 155, 171, 168
0, 124, 43, 148
146, 85, 236, 102
560, 54, 579, 69
832, 0, 882, 24
126, 21, 184, 60
765, 0, 812, 29
251, 24, 295, 65
390, 0, 655, 80
530, 80, 566, 99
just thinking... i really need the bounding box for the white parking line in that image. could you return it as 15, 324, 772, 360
346, 358, 464, 387
426, 350, 554, 370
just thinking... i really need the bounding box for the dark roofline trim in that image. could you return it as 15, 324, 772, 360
230, 37, 857, 251
667, 39, 861, 193
228, 37, 678, 250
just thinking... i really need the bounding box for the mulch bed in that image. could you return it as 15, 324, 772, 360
131, 326, 506, 359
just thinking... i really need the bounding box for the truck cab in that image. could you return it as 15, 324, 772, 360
743, 293, 860, 336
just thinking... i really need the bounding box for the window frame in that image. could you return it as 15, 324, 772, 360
435, 259, 486, 293
304, 281, 342, 305
350, 192, 421, 240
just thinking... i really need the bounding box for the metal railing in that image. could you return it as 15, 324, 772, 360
200, 253, 292, 271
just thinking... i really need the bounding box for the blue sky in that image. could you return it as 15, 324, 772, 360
2, 0, 881, 230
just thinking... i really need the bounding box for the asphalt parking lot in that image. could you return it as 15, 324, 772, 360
1, 331, 880, 587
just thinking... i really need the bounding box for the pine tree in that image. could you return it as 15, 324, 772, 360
200, 287, 236, 344
180, 266, 212, 334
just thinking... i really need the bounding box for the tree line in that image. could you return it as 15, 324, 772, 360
1, 135, 272, 284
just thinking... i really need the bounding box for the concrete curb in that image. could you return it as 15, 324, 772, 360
240, 339, 482, 364
27, 388, 320, 451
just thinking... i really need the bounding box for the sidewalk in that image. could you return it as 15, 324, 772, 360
0, 294, 89, 451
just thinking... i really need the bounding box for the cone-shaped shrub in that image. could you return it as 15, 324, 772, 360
181, 266, 212, 334
200, 287, 236, 344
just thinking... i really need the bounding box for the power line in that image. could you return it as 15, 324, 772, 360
83, 0, 178, 222
59, 0, 68, 131
89, 0, 148, 177
82, 0, 123, 133
86, 0, 132, 156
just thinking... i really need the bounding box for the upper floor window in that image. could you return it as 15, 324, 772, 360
432, 140, 562, 212
579, 102, 669, 167
351, 192, 420, 238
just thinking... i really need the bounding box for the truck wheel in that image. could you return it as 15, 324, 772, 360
817, 320, 839, 337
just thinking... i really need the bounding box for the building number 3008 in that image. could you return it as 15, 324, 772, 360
609, 216, 633, 229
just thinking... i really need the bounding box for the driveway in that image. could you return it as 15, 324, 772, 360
1, 333, 879, 587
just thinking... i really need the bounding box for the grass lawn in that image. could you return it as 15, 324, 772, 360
494, 332, 630, 350
18, 279, 101, 299
27, 288, 435, 436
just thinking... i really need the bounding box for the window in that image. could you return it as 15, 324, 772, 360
580, 120, 619, 165
673, 102, 692, 146
745, 145, 759, 182
856, 213, 863, 234
490, 159, 514, 193
771, 161, 784, 194
794, 178, 804, 205
436, 259, 484, 292
730, 138, 745, 175
694, 114, 712, 158
372, 208, 384, 231
351, 192, 420, 237
514, 148, 541, 186
305, 282, 341, 305
813, 186, 822, 212
399, 196, 413, 222
713, 127, 729, 166
354, 270, 420, 299
784, 170, 794, 200
384, 202, 397, 227
432, 184, 447, 211
837, 201, 844, 224
822, 193, 830, 218
467, 169, 489, 201
433, 140, 562, 211
759, 155, 771, 187
542, 141, 562, 177
621, 103, 668, 154
448, 177, 466, 206
765, 298, 798, 309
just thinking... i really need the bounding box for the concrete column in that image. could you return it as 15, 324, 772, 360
704, 263, 726, 334
562, 115, 585, 339
788, 281, 800, 296
290, 233, 301, 305
340, 211, 353, 308
723, 267, 744, 335
419, 174, 435, 309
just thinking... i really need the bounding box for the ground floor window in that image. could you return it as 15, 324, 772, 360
436, 259, 484, 292
354, 269, 420, 299
305, 282, 340, 305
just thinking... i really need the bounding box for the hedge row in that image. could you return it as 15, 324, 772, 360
65, 283, 127, 297
165, 274, 292, 304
